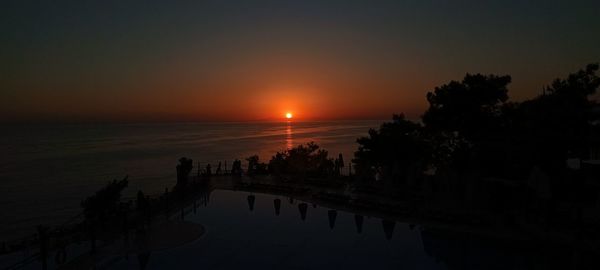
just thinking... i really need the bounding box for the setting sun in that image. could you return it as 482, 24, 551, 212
285, 112, 293, 119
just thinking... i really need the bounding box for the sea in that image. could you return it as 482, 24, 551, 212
0, 120, 383, 241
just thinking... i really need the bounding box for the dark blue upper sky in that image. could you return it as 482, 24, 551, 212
2, 0, 599, 121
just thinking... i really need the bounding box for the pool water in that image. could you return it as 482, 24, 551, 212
105, 190, 576, 270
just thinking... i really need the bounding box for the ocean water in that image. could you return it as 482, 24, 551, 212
0, 120, 382, 241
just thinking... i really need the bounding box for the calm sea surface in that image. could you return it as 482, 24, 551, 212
0, 120, 382, 241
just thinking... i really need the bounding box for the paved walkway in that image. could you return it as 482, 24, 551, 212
58, 220, 205, 270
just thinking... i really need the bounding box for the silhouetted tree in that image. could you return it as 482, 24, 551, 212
231, 159, 243, 176
246, 155, 268, 176
423, 73, 511, 139
508, 63, 600, 174
81, 176, 129, 222
354, 114, 430, 185
421, 74, 512, 177
268, 152, 287, 176
268, 142, 335, 177
352, 63, 600, 219
136, 190, 146, 211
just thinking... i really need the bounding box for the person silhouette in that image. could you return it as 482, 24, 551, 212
216, 162, 222, 175
338, 154, 345, 175
205, 163, 212, 176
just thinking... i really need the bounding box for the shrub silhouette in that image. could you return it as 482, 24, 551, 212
246, 155, 268, 176
81, 176, 129, 221
268, 142, 334, 177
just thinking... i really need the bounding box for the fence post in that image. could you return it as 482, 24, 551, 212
197, 161, 200, 178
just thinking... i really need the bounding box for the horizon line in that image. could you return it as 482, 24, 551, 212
0, 117, 396, 125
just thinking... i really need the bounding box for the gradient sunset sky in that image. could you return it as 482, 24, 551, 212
1, 0, 599, 122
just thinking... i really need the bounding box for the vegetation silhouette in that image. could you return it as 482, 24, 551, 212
330, 64, 600, 257
354, 64, 599, 199
268, 142, 335, 177
354, 113, 429, 186
81, 176, 129, 222
231, 159, 243, 176
246, 155, 268, 176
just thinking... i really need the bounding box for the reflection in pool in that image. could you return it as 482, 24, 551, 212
109, 190, 576, 270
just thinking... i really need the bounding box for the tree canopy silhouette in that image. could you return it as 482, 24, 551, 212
355, 63, 599, 182
422, 73, 511, 140
354, 114, 429, 184
508, 63, 600, 172
246, 155, 268, 176
268, 142, 334, 177
81, 176, 129, 221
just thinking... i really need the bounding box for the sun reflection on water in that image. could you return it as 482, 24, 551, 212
286, 121, 293, 150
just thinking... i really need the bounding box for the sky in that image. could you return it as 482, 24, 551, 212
1, 0, 599, 122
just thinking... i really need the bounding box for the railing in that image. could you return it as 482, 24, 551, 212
1, 176, 213, 270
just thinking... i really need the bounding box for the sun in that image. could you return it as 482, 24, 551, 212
285, 112, 293, 119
